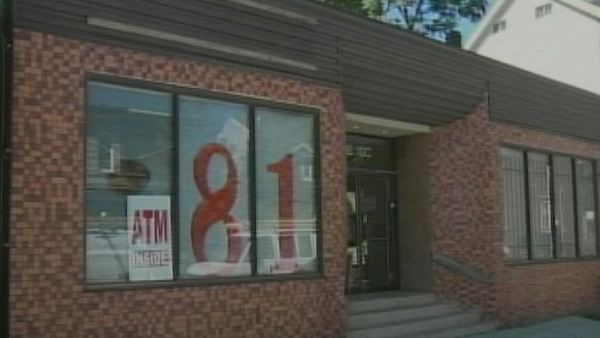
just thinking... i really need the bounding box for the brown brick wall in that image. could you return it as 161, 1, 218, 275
430, 103, 502, 315
10, 29, 347, 338
430, 99, 600, 325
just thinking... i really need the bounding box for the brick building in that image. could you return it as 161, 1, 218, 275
1, 0, 600, 337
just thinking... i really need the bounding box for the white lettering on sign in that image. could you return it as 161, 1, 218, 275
347, 145, 373, 159
355, 146, 372, 158
131, 250, 172, 268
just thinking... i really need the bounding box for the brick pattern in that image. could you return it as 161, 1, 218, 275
430, 100, 600, 325
10, 29, 347, 338
429, 103, 502, 316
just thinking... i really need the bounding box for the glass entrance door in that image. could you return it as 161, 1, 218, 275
346, 172, 397, 293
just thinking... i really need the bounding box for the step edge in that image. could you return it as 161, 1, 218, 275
348, 295, 439, 313
403, 321, 496, 338
346, 311, 483, 335
348, 306, 465, 330
348, 302, 460, 316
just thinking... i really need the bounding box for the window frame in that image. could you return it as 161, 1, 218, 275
535, 4, 552, 19
492, 20, 506, 34
501, 144, 600, 265
83, 74, 324, 291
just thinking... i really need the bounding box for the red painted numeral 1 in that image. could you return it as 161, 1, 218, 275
267, 154, 295, 259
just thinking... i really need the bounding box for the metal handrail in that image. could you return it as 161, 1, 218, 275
432, 251, 493, 284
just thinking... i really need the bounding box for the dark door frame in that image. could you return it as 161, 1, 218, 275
346, 169, 398, 294
0, 0, 14, 336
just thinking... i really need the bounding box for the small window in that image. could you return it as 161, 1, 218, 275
535, 4, 552, 18
492, 20, 507, 34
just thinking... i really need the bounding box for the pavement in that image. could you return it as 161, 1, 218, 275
469, 316, 600, 338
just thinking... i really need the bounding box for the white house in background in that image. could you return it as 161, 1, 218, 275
465, 0, 600, 95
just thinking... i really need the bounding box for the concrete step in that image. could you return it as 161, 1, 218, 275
346, 311, 481, 338
348, 303, 461, 330
348, 292, 436, 314
407, 321, 497, 338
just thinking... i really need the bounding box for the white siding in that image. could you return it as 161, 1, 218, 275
476, 0, 600, 94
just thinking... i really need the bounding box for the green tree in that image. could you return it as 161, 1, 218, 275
321, 0, 369, 15
376, 0, 489, 38
331, 0, 489, 40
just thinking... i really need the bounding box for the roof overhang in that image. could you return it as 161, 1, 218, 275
345, 113, 431, 137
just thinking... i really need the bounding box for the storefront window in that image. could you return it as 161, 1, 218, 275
86, 82, 173, 283
255, 108, 318, 274
85, 81, 321, 285
178, 97, 250, 278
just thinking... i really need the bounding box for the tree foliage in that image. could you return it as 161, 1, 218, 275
321, 0, 489, 39
321, 0, 369, 15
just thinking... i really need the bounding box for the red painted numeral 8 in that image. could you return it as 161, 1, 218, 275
191, 143, 240, 262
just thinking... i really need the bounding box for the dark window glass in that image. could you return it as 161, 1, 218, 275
528, 152, 553, 259
576, 159, 597, 256
501, 148, 528, 260
502, 147, 600, 262
552, 156, 576, 258
85, 82, 173, 283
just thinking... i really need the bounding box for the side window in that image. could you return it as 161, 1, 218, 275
576, 159, 597, 256
527, 152, 553, 259
501, 148, 528, 260
501, 147, 599, 262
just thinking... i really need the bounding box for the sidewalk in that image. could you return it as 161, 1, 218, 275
469, 316, 600, 338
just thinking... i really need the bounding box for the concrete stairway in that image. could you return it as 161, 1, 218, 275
346, 291, 495, 338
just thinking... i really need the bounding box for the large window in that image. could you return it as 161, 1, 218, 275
501, 147, 599, 262
528, 152, 553, 259
501, 148, 528, 260
553, 156, 576, 258
576, 160, 597, 256
85, 81, 321, 285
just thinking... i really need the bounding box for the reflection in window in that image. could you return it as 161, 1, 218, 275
256, 108, 318, 275
576, 160, 596, 256
528, 152, 553, 259
501, 147, 599, 262
553, 156, 576, 258
501, 148, 528, 260
178, 97, 250, 278
85, 82, 173, 283
85, 81, 321, 284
